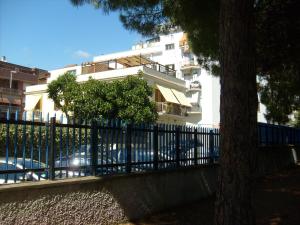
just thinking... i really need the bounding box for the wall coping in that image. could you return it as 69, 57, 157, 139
0, 164, 217, 193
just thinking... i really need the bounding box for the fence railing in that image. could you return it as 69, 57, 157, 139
0, 111, 299, 185
0, 112, 220, 184
258, 122, 300, 146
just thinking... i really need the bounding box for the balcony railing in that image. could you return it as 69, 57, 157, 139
187, 103, 202, 114
144, 63, 176, 77
156, 102, 188, 117
0, 87, 23, 96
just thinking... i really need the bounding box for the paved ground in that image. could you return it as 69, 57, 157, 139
121, 165, 300, 225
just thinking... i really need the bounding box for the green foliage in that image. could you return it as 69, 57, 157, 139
291, 111, 300, 128
47, 72, 158, 123
0, 123, 87, 161
47, 72, 80, 117
111, 73, 158, 123
255, 0, 300, 125
259, 69, 300, 125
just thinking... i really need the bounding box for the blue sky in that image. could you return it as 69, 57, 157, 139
0, 0, 143, 70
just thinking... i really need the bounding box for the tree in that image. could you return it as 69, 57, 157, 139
47, 72, 80, 118
111, 74, 158, 123
256, 0, 300, 125
215, 1, 257, 225
48, 72, 158, 123
70, 0, 257, 224
259, 69, 300, 125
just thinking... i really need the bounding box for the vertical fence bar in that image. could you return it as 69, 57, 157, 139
91, 120, 98, 176
30, 112, 34, 169
21, 111, 27, 180
38, 112, 42, 180
126, 123, 132, 173
78, 118, 82, 176
45, 113, 49, 178
209, 130, 214, 164
153, 125, 158, 170
59, 115, 63, 178
194, 127, 198, 165
175, 126, 180, 168
49, 117, 56, 180
99, 119, 104, 175
13, 111, 18, 182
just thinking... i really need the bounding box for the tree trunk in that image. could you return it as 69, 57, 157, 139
214, 1, 257, 225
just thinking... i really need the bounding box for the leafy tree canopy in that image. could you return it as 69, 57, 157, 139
47, 72, 158, 123
47, 71, 80, 117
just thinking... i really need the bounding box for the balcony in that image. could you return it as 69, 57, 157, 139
187, 81, 201, 92
82, 55, 176, 78
181, 62, 200, 71
0, 87, 23, 96
187, 103, 202, 115
144, 63, 176, 77
156, 102, 188, 117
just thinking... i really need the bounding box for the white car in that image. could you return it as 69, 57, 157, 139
0, 158, 46, 184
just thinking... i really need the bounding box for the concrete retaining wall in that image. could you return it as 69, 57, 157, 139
256, 146, 297, 176
0, 145, 298, 225
0, 166, 217, 225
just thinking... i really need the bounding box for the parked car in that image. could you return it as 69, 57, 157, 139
0, 157, 46, 184
55, 144, 156, 175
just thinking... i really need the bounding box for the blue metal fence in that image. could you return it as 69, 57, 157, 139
0, 111, 299, 185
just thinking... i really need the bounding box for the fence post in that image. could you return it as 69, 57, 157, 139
209, 130, 214, 164
175, 126, 180, 168
194, 128, 198, 165
91, 120, 98, 176
49, 117, 56, 180
153, 125, 159, 170
126, 123, 132, 173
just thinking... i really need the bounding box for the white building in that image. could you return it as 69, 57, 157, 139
25, 55, 195, 125
93, 32, 221, 127
25, 31, 267, 126
98, 31, 266, 127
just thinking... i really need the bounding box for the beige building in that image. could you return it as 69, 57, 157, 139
25, 55, 196, 125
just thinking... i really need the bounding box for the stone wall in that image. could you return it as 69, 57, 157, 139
0, 166, 217, 225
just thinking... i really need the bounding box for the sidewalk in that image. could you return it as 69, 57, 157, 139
121, 165, 300, 225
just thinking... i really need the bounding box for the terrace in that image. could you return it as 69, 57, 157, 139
80, 55, 176, 77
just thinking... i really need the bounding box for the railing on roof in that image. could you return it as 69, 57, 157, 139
144, 63, 176, 77
80, 56, 176, 77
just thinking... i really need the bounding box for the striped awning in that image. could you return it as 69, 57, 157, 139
156, 85, 180, 104
171, 89, 192, 107
24, 95, 41, 110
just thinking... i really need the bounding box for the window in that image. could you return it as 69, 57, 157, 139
147, 37, 160, 43
165, 64, 175, 71
165, 43, 175, 50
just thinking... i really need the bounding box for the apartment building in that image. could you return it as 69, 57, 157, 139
0, 58, 49, 118
93, 31, 267, 127
25, 55, 193, 125
24, 31, 267, 126
93, 32, 221, 127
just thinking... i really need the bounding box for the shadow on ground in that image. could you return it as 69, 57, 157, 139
121, 166, 300, 225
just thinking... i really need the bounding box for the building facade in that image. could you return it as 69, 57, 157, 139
25, 55, 194, 125
94, 31, 266, 127
0, 58, 49, 118
93, 32, 221, 127
24, 31, 267, 126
